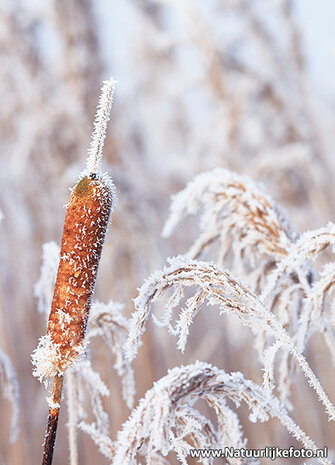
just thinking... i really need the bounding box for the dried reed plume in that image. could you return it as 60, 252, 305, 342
112, 362, 330, 465
262, 223, 335, 407
125, 256, 335, 424
162, 168, 335, 409
32, 78, 116, 465
162, 168, 295, 292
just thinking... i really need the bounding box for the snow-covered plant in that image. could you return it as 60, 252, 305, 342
32, 80, 116, 383
2, 2, 335, 462
77, 361, 331, 465
162, 168, 335, 409
125, 255, 335, 422
25, 88, 335, 465
162, 168, 295, 278
112, 362, 329, 465
34, 240, 135, 464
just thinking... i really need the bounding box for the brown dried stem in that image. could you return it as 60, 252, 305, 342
42, 376, 64, 465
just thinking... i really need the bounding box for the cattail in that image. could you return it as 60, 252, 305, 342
33, 173, 113, 379
32, 78, 116, 465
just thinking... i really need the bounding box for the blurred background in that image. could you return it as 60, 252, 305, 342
0, 0, 335, 463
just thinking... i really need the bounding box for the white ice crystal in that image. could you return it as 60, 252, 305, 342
86, 78, 117, 174
31, 333, 88, 381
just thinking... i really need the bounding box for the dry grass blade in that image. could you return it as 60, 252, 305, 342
295, 262, 335, 355
69, 358, 110, 440
78, 421, 115, 459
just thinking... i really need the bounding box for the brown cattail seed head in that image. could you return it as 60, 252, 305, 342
32, 173, 114, 379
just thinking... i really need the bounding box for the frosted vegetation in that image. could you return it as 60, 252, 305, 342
31, 193, 335, 464
1, 1, 335, 465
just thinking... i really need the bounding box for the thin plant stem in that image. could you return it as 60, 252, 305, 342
42, 375, 64, 465
86, 79, 116, 174
67, 370, 78, 465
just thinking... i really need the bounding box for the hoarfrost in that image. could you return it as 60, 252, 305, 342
86, 78, 117, 174
126, 255, 335, 423
113, 362, 328, 465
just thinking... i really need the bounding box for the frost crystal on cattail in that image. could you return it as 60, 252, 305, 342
32, 176, 113, 379
86, 79, 117, 174
31, 78, 119, 465
34, 246, 135, 400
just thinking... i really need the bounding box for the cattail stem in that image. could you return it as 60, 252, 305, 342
42, 375, 64, 465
